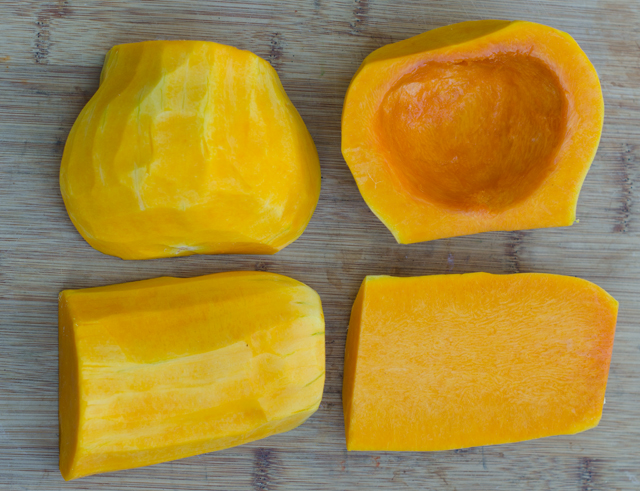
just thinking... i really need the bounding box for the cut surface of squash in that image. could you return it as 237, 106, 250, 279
342, 21, 604, 243
60, 40, 320, 259
59, 271, 325, 480
343, 273, 617, 451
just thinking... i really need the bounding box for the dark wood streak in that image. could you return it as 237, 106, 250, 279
255, 260, 271, 272
579, 457, 596, 491
33, 0, 71, 64
252, 448, 274, 491
504, 230, 526, 274
269, 32, 284, 69
613, 143, 635, 233
349, 0, 370, 34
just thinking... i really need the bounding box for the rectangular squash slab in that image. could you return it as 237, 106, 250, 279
342, 273, 618, 451
59, 271, 325, 480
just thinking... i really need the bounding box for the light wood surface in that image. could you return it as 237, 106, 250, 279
1, 1, 639, 489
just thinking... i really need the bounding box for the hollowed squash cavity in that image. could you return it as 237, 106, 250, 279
380, 54, 567, 211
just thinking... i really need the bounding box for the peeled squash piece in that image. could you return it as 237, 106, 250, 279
343, 273, 617, 451
59, 271, 325, 480
342, 20, 604, 243
60, 40, 320, 259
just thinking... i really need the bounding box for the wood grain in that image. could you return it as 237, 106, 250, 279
1, 0, 639, 489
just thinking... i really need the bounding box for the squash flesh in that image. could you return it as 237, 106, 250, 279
342, 20, 604, 242
343, 273, 617, 451
59, 272, 325, 480
60, 41, 320, 259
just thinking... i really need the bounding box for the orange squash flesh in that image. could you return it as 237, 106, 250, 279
342, 21, 604, 243
343, 273, 617, 451
59, 271, 325, 480
60, 41, 320, 259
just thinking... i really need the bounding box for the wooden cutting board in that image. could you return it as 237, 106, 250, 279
1, 1, 639, 489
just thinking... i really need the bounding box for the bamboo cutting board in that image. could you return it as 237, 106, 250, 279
1, 1, 639, 489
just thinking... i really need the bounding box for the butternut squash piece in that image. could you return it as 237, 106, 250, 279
343, 273, 617, 451
60, 41, 320, 259
59, 271, 325, 480
342, 21, 604, 243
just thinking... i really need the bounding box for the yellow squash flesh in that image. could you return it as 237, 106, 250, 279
59, 271, 325, 480
60, 41, 320, 259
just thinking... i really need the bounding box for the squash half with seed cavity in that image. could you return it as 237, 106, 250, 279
342, 20, 604, 243
60, 40, 320, 259
59, 271, 325, 480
